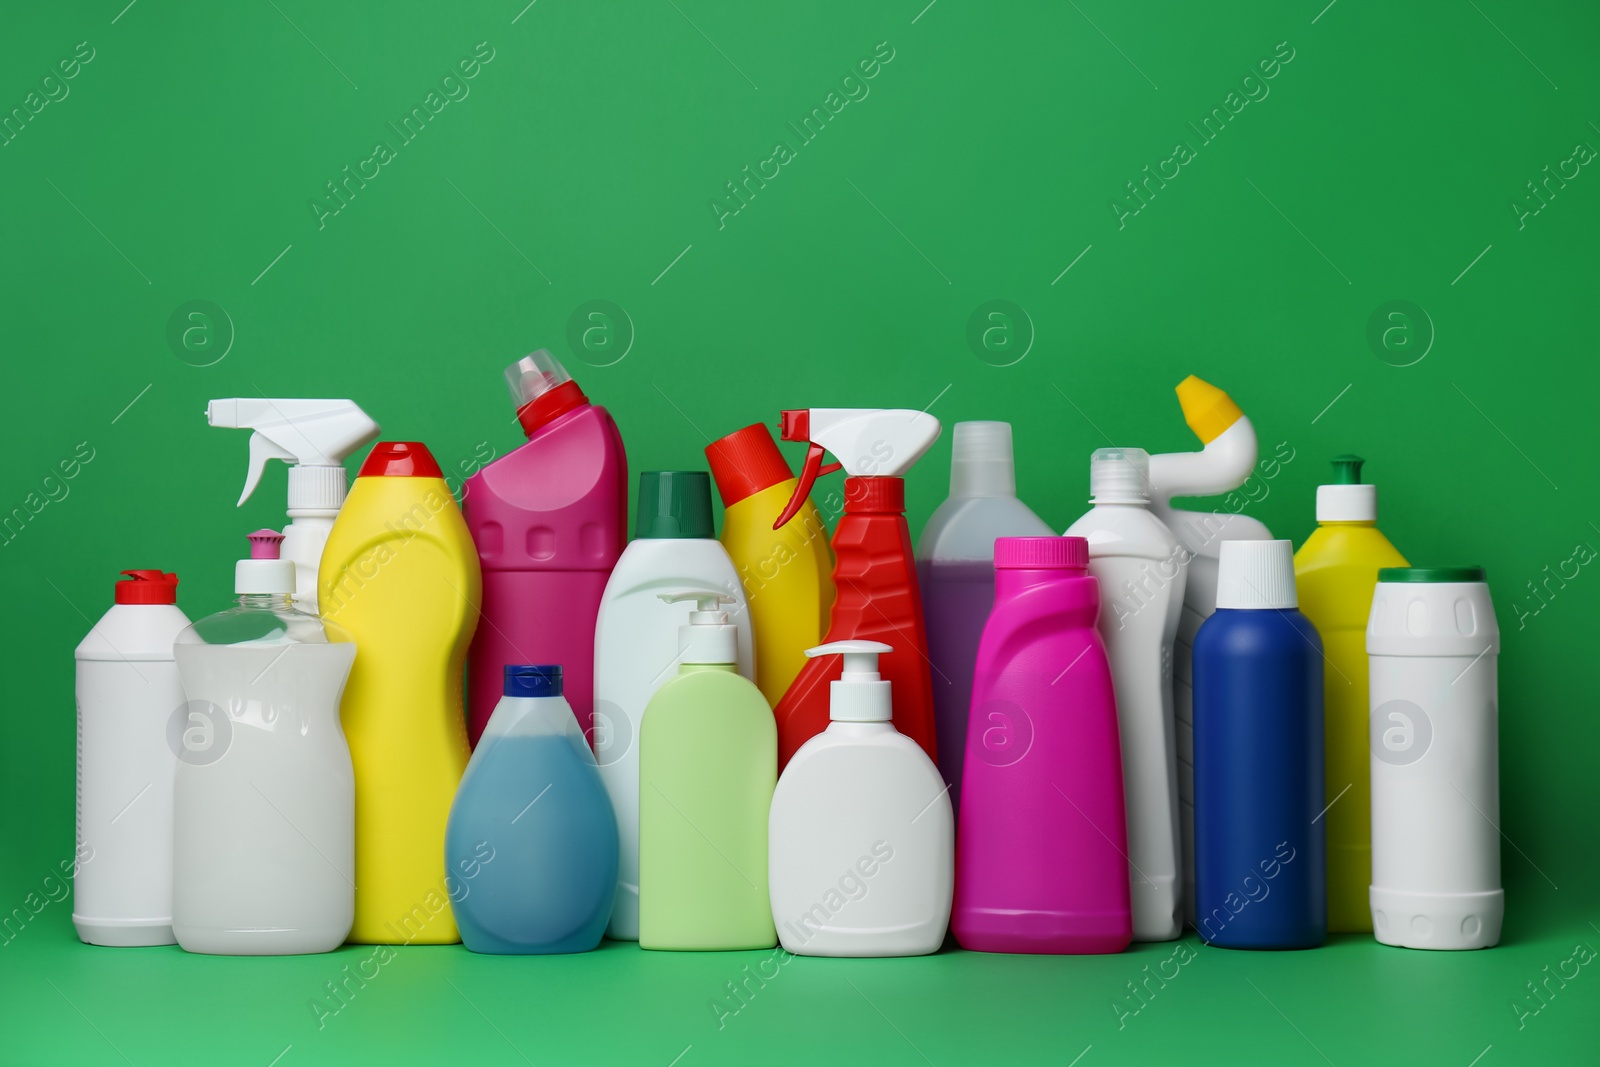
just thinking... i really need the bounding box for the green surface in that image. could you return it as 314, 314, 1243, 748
2, 0, 1597, 1063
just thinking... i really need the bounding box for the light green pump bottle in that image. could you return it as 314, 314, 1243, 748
639, 590, 777, 950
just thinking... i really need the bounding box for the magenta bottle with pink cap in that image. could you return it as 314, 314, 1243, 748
953, 536, 1131, 954
463, 351, 628, 746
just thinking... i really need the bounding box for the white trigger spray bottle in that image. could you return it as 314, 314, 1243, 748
206, 399, 379, 613
1143, 375, 1275, 926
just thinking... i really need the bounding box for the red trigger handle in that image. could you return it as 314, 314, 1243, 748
773, 442, 841, 529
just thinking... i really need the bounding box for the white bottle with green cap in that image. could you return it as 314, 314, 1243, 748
767, 641, 954, 957
1066, 446, 1187, 942
593, 470, 754, 941
1368, 566, 1501, 950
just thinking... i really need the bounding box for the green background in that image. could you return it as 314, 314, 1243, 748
3, 0, 1596, 1063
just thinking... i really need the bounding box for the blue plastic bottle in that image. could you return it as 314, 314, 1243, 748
445, 665, 618, 954
1193, 540, 1325, 949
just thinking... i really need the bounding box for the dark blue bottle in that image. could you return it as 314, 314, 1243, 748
1193, 541, 1325, 949
446, 665, 619, 954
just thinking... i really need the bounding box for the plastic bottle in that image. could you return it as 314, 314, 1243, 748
206, 399, 380, 613
639, 591, 776, 950
172, 531, 356, 955
706, 422, 835, 707
953, 536, 1131, 955
1066, 447, 1186, 942
1192, 540, 1325, 949
1293, 455, 1408, 933
1144, 375, 1276, 925
917, 421, 1054, 812
447, 665, 618, 954
463, 350, 628, 746
770, 408, 941, 769
318, 442, 480, 945
769, 641, 954, 957
593, 470, 754, 941
73, 570, 189, 946
1368, 567, 1501, 950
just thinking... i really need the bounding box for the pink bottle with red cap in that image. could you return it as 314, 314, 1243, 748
953, 536, 1131, 954
463, 351, 628, 746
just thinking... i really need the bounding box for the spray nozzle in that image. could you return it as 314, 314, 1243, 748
772, 408, 941, 529
805, 640, 894, 722
207, 399, 380, 514
1330, 454, 1364, 484
247, 529, 285, 560
1146, 376, 1260, 504
658, 589, 739, 666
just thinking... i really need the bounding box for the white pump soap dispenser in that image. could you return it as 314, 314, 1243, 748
207, 398, 380, 613
767, 640, 954, 957
661, 590, 738, 665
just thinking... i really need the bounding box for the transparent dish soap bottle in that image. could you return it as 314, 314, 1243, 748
447, 665, 618, 954
171, 530, 356, 956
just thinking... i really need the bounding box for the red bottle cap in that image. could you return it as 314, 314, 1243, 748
995, 536, 1088, 570
705, 423, 795, 508
842, 476, 904, 514
516, 380, 589, 437
359, 441, 444, 478
115, 570, 179, 605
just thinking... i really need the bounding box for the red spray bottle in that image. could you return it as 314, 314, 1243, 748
770, 408, 941, 769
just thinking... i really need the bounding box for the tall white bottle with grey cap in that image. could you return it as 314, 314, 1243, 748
768, 642, 954, 956
1368, 566, 1502, 949
1066, 447, 1187, 941
171, 530, 357, 955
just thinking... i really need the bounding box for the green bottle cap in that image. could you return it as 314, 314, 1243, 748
1330, 454, 1365, 485
1378, 566, 1486, 583
635, 471, 714, 539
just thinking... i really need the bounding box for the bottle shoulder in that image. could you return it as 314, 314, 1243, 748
1195, 608, 1322, 656
1295, 524, 1408, 573
917, 495, 1054, 560
647, 668, 770, 712
1066, 503, 1181, 556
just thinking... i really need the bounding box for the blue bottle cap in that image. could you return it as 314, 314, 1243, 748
504, 664, 562, 698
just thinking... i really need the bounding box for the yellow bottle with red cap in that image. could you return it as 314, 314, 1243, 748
319, 441, 481, 944
705, 423, 835, 707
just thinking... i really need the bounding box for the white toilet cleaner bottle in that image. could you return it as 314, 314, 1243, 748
594, 470, 754, 941
768, 641, 954, 957
1368, 566, 1502, 950
1144, 375, 1275, 926
207, 398, 379, 613
1066, 447, 1186, 941
73, 570, 190, 946
171, 530, 357, 955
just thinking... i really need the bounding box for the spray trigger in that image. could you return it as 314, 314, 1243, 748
240, 432, 297, 506
774, 442, 841, 530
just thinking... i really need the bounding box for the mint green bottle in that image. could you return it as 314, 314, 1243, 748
639, 590, 777, 950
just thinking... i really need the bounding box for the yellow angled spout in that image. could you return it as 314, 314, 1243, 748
1175, 375, 1243, 446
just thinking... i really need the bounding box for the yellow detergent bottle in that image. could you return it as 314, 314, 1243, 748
318, 442, 481, 944
705, 423, 835, 707
1293, 455, 1407, 933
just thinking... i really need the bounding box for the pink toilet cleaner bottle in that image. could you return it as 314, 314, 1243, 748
463, 351, 628, 746
953, 536, 1132, 954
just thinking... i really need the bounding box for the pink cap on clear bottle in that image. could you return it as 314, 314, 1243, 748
237, 529, 294, 595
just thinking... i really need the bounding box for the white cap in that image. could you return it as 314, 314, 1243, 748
807, 641, 893, 722
1216, 539, 1298, 610
659, 590, 737, 665
1089, 447, 1151, 504
950, 421, 1017, 497
1316, 484, 1376, 522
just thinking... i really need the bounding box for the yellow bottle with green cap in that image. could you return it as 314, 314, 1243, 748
1294, 455, 1408, 933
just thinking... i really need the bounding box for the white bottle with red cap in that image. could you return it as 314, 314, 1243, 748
171, 530, 357, 955
73, 570, 191, 946
767, 641, 954, 957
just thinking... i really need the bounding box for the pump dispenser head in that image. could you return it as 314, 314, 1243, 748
1316, 454, 1377, 522
207, 399, 379, 515
505, 349, 589, 436
1089, 447, 1151, 504
658, 590, 738, 665
773, 407, 942, 528
805, 640, 893, 722
236, 529, 294, 596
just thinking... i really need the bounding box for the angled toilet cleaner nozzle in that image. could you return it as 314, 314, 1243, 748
207, 399, 380, 514
772, 408, 942, 530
